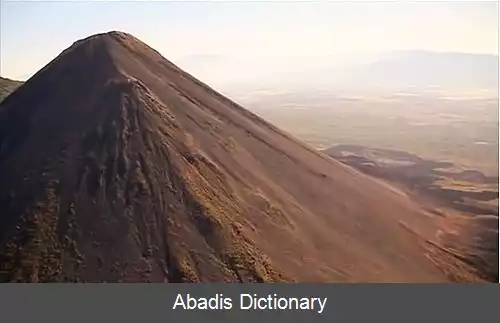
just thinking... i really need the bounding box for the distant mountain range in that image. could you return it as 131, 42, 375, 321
174, 51, 499, 94
336, 51, 498, 91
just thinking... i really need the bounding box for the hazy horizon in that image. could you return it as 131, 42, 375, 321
0, 1, 498, 285
1, 1, 498, 94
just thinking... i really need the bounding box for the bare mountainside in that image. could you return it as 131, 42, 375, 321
0, 77, 23, 102
0, 31, 484, 282
325, 145, 498, 281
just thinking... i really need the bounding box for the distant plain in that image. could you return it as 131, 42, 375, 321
233, 90, 498, 177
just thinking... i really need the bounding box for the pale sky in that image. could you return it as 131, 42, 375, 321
1, 0, 498, 80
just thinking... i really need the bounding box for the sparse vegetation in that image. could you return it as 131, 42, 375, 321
0, 31, 491, 283
0, 185, 65, 282
0, 77, 23, 102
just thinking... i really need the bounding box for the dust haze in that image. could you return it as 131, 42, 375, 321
176, 50, 499, 281
176, 51, 498, 175
0, 1, 497, 283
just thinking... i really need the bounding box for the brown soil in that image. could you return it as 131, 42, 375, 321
0, 31, 485, 282
326, 144, 498, 281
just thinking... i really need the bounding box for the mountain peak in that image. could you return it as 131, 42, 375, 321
0, 31, 177, 106
62, 30, 148, 68
70, 30, 137, 46
0, 33, 485, 282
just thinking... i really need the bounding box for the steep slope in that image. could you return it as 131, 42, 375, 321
324, 144, 498, 282
0, 31, 483, 282
0, 77, 23, 102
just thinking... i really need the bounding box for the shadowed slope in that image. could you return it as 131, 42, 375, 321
0, 31, 484, 282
